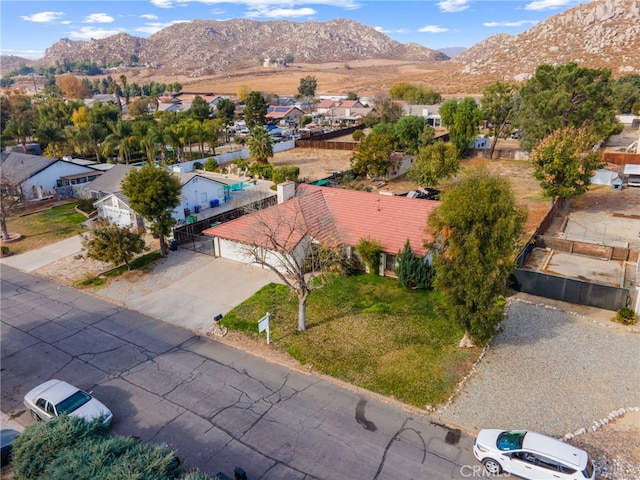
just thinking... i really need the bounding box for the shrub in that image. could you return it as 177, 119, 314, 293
272, 165, 300, 185
203, 158, 219, 172
355, 238, 383, 274
396, 239, 434, 289
193, 161, 203, 170
352, 129, 365, 142
11, 415, 195, 480
76, 198, 96, 214
249, 162, 274, 179
12, 416, 109, 479
615, 307, 637, 325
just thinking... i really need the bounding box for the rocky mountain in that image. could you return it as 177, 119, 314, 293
31, 18, 448, 76
454, 0, 640, 81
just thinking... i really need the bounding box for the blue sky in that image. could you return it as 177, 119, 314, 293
1, 0, 591, 60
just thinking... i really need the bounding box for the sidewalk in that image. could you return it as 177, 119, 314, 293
0, 235, 84, 272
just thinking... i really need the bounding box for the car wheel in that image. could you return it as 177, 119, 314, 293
483, 458, 502, 475
30, 410, 41, 421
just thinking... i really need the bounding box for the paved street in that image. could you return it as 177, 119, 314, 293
1, 265, 478, 479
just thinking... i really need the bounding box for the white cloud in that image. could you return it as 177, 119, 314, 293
68, 26, 125, 40
151, 0, 174, 8
83, 13, 115, 24
483, 20, 539, 27
246, 7, 316, 18
437, 0, 470, 13
374, 26, 409, 34
20, 11, 64, 23
525, 0, 572, 11
135, 20, 190, 34
141, 14, 160, 20
0, 48, 45, 60
419, 25, 449, 33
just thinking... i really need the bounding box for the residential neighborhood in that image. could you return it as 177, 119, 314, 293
2, 6, 640, 476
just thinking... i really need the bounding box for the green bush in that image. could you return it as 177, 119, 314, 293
10, 415, 209, 480
249, 162, 274, 179
76, 198, 96, 214
615, 307, 637, 325
355, 238, 383, 274
12, 416, 109, 479
193, 161, 203, 170
272, 165, 300, 185
203, 158, 219, 172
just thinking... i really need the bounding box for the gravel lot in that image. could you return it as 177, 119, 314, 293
437, 295, 640, 479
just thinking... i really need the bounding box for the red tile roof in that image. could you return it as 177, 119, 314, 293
203, 185, 439, 256
316, 99, 338, 109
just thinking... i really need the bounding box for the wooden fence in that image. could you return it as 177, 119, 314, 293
602, 152, 640, 165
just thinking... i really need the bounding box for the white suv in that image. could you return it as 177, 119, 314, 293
473, 429, 595, 479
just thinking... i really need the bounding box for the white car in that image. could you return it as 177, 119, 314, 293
473, 429, 595, 479
24, 379, 113, 425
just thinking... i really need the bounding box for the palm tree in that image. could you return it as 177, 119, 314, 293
103, 119, 135, 164
169, 119, 196, 161
247, 126, 274, 164
138, 123, 164, 164
83, 123, 108, 163
36, 121, 66, 157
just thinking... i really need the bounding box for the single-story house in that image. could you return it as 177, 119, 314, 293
402, 104, 443, 127
202, 182, 439, 276
86, 165, 231, 228
266, 106, 305, 123
0, 152, 102, 201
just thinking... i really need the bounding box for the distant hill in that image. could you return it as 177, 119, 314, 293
438, 47, 466, 58
30, 18, 448, 77
0, 55, 34, 74
453, 0, 640, 81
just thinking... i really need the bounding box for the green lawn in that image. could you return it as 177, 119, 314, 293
4, 203, 87, 254
222, 273, 482, 408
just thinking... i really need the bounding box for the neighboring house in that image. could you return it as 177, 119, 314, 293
85, 165, 230, 228
278, 97, 298, 106
316, 99, 364, 115
83, 93, 122, 109
171, 172, 229, 220
326, 106, 378, 124
0, 152, 101, 201
266, 106, 305, 123
402, 104, 442, 127
203, 182, 439, 275
385, 153, 414, 181
157, 102, 192, 113
83, 164, 135, 200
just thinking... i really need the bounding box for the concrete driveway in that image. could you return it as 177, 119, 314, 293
94, 249, 281, 332
1, 239, 280, 334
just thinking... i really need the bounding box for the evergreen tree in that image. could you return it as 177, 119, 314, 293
396, 240, 434, 290
427, 167, 527, 345
121, 164, 182, 257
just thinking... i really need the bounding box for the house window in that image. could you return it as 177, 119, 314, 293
385, 253, 396, 272
201, 192, 207, 203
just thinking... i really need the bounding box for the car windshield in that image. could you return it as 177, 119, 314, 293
496, 431, 526, 451
55, 390, 91, 415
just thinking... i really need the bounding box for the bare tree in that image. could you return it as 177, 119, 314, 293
0, 168, 23, 240
238, 190, 347, 331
